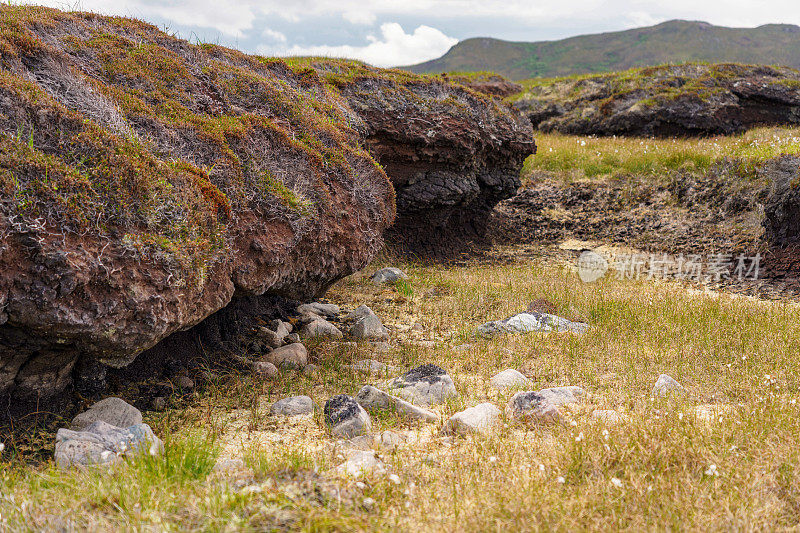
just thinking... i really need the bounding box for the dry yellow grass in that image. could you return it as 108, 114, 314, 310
1, 252, 799, 531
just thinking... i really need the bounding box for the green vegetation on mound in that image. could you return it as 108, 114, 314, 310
405, 20, 800, 80
0, 6, 405, 286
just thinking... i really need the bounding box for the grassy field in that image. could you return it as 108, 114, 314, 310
524, 126, 800, 183
2, 256, 799, 531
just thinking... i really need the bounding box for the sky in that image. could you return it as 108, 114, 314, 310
15, 1, 800, 67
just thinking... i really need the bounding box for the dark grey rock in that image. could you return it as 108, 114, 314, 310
384, 364, 457, 406
324, 395, 372, 438
507, 392, 561, 424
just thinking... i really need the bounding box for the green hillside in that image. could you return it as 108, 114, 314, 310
404, 20, 800, 80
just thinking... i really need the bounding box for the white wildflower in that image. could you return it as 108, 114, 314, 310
388, 474, 401, 485
705, 464, 718, 476
575, 432, 584, 442
556, 476, 566, 484
602, 429, 609, 440
610, 477, 623, 488
488, 456, 497, 464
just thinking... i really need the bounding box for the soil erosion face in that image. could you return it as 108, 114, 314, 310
0, 7, 535, 421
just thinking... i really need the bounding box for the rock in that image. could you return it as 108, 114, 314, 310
652, 374, 686, 397
763, 156, 800, 254
300, 318, 344, 339
151, 397, 168, 411
252, 361, 279, 379
286, 333, 301, 344
379, 430, 406, 451
371, 267, 408, 284
297, 302, 340, 318
507, 392, 561, 424
410, 322, 424, 332
270, 319, 292, 335
345, 305, 377, 321
344, 359, 402, 376
324, 395, 372, 438
478, 313, 589, 336
262, 343, 308, 369
70, 398, 142, 431
384, 364, 458, 406
350, 314, 389, 341
257, 327, 285, 349
55, 421, 163, 469
355, 385, 438, 423
175, 375, 194, 390
537, 386, 586, 406
270, 396, 314, 417
514, 63, 800, 137
442, 403, 501, 436
335, 450, 386, 477
490, 369, 530, 390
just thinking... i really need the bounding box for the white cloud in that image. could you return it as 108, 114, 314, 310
343, 10, 377, 25
262, 28, 287, 42
276, 23, 458, 67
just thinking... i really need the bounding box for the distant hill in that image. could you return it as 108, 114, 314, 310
404, 20, 800, 80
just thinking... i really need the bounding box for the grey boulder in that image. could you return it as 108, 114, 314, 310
55, 421, 163, 469
478, 312, 589, 336
507, 392, 561, 424
270, 396, 314, 416
371, 268, 408, 284
297, 302, 340, 317
384, 364, 458, 406
350, 314, 389, 341
263, 343, 308, 369
537, 386, 586, 406
301, 318, 343, 339
355, 385, 438, 423
652, 374, 686, 397
70, 397, 142, 431
324, 395, 372, 438
442, 403, 501, 436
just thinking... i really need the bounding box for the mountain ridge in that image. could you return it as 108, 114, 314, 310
404, 20, 800, 80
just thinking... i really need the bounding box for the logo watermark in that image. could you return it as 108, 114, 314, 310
576, 251, 761, 283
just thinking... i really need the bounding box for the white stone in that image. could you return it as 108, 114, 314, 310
442, 403, 501, 436
490, 369, 530, 390
652, 374, 685, 397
